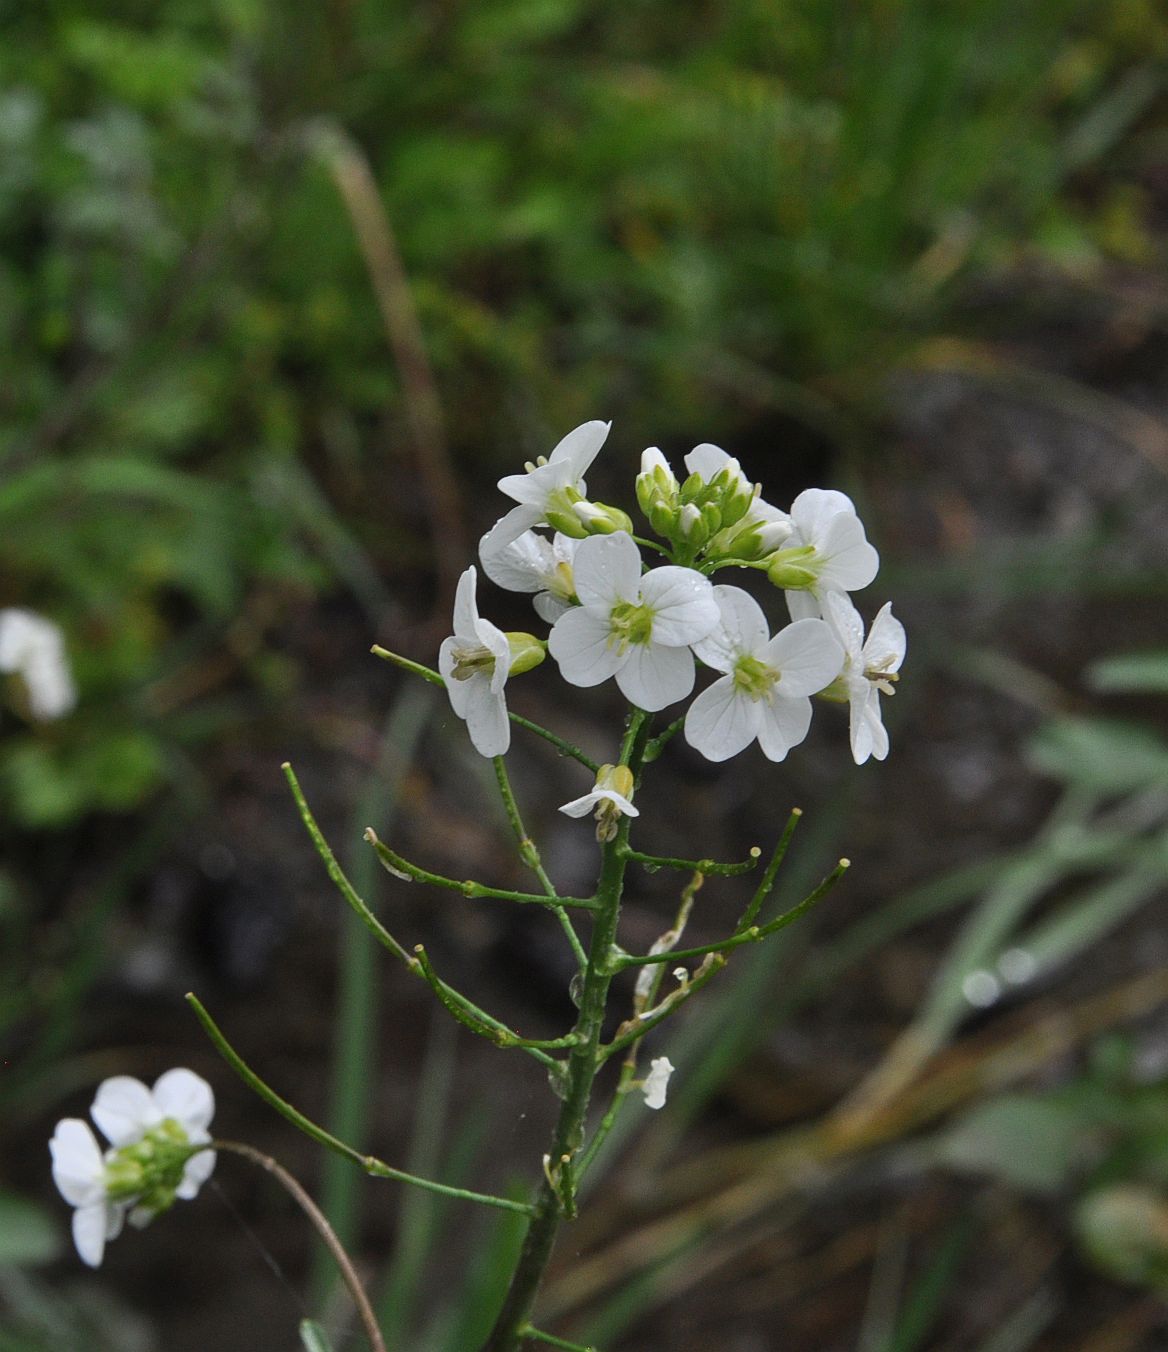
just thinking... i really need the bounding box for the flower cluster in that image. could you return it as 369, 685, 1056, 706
50, 1069, 215, 1267
441, 423, 904, 779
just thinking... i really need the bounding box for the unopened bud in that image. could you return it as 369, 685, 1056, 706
573, 501, 634, 537
506, 633, 546, 676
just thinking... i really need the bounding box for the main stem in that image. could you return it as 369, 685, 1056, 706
481, 710, 651, 1352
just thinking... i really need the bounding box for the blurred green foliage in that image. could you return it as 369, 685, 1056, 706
2, 0, 1165, 831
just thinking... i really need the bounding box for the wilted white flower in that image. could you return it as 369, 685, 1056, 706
685, 586, 843, 763
823, 592, 906, 764
479, 529, 580, 624
50, 1068, 216, 1267
438, 567, 513, 757
768, 489, 879, 618
642, 1057, 675, 1110
480, 421, 610, 557
559, 763, 639, 841
0, 608, 76, 720
547, 533, 719, 711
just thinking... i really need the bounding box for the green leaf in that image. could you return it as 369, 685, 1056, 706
0, 1193, 63, 1266
298, 1319, 335, 1352
1087, 651, 1168, 694
933, 1094, 1095, 1195
1028, 717, 1168, 793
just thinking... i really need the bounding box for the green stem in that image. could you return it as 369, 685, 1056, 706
736, 807, 802, 931
481, 710, 653, 1352
412, 945, 575, 1066
187, 993, 532, 1217
365, 829, 598, 910
600, 953, 728, 1060
370, 646, 598, 770
642, 715, 685, 763
493, 756, 588, 972
620, 845, 762, 877
519, 1326, 600, 1352
612, 858, 849, 970
213, 1140, 386, 1352
283, 763, 414, 967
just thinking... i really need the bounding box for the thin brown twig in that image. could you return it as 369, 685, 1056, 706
213, 1139, 385, 1352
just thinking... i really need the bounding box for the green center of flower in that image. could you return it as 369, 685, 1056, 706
608, 599, 655, 650
732, 653, 779, 700
104, 1118, 196, 1213
450, 643, 496, 681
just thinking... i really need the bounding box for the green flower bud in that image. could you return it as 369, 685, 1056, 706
766, 546, 819, 590
506, 633, 546, 676
573, 501, 634, 536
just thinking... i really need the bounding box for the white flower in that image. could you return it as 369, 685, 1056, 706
0, 608, 76, 720
642, 1057, 675, 1110
479, 529, 579, 624
480, 421, 610, 557
559, 763, 639, 841
685, 586, 843, 762
775, 489, 879, 619
49, 1119, 128, 1268
438, 567, 513, 757
547, 533, 719, 712
50, 1068, 216, 1267
824, 592, 906, 764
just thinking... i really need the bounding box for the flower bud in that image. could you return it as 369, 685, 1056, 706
506, 632, 546, 676
766, 546, 819, 590
677, 503, 706, 545
572, 501, 634, 537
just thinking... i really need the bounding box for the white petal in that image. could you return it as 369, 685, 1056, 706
50, 1119, 107, 1207
640, 567, 719, 647
617, 642, 694, 711
756, 695, 812, 761
683, 444, 741, 484
91, 1076, 159, 1147
692, 586, 769, 670
533, 592, 570, 624
642, 1056, 675, 1110
480, 505, 543, 558
72, 1203, 110, 1268
473, 615, 513, 696
558, 790, 602, 818
152, 1069, 215, 1135
573, 533, 641, 610
547, 419, 610, 482
822, 590, 864, 665
548, 608, 625, 687
850, 689, 889, 764
451, 567, 479, 638
863, 602, 906, 672
785, 589, 822, 621
789, 488, 857, 542
817, 514, 879, 591
177, 1145, 217, 1200
438, 637, 471, 718
684, 679, 760, 762
640, 446, 675, 480
478, 529, 551, 593
558, 788, 638, 819
764, 619, 844, 697
462, 682, 510, 757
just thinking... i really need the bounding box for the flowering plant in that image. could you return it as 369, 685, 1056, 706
52, 424, 903, 1352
